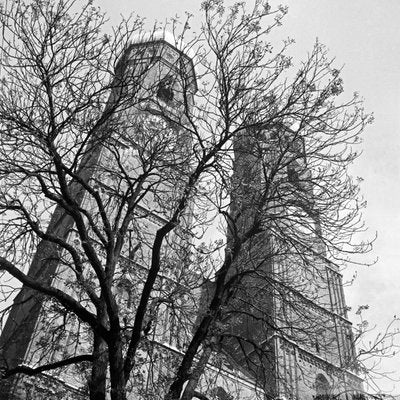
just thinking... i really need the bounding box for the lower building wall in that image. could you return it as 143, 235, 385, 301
1, 373, 86, 400
0, 343, 264, 400
0, 341, 364, 400
276, 338, 363, 400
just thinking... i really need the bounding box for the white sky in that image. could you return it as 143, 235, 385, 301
94, 0, 400, 393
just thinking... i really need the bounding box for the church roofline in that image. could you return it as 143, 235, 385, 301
127, 30, 198, 92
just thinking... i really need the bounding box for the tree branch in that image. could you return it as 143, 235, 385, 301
0, 257, 107, 337
2, 354, 93, 379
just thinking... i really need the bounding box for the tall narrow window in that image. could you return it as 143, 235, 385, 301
315, 373, 330, 397
157, 75, 174, 103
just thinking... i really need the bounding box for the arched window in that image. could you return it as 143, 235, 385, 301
157, 75, 175, 103
315, 373, 330, 396
212, 387, 233, 400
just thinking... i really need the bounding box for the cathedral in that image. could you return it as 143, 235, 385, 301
0, 34, 364, 400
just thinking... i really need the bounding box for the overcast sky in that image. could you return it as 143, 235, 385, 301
93, 0, 400, 392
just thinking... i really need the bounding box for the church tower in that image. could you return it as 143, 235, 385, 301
223, 124, 364, 400
0, 34, 197, 399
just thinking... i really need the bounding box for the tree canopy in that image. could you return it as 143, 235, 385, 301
0, 1, 384, 400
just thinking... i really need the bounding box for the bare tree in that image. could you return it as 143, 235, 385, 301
0, 1, 386, 400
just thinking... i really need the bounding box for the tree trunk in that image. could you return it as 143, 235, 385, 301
181, 345, 212, 400
109, 335, 127, 400
89, 333, 108, 400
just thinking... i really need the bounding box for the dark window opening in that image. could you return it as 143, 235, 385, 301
315, 373, 330, 397
157, 76, 174, 103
